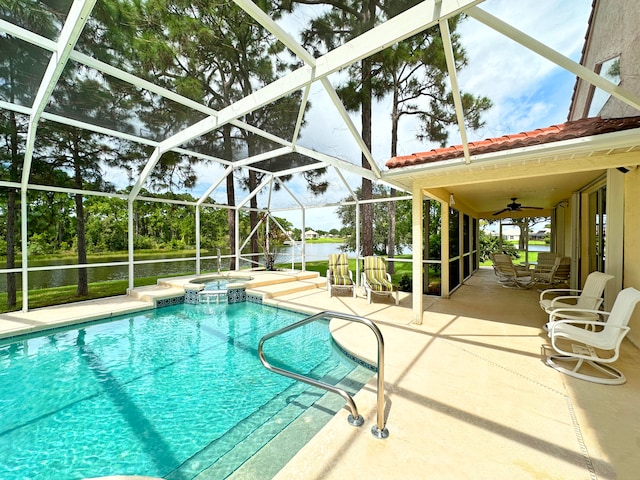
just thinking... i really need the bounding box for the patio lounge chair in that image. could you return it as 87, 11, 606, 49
545, 287, 640, 385
490, 253, 532, 288
326, 253, 356, 298
533, 256, 571, 287
534, 252, 561, 272
361, 256, 399, 305
540, 271, 614, 322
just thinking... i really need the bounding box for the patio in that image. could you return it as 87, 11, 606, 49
1, 268, 638, 479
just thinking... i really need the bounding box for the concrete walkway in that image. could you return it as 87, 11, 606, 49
266, 269, 640, 480
1, 268, 639, 479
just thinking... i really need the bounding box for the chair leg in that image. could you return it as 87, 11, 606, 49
546, 355, 626, 385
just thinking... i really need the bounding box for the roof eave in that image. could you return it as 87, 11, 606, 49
381, 127, 640, 190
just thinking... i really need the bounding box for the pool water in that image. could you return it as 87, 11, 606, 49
0, 302, 371, 480
194, 276, 249, 291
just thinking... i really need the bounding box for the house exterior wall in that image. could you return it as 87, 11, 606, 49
624, 168, 640, 346
569, 0, 640, 120
567, 0, 640, 347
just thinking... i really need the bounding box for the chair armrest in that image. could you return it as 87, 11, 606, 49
539, 288, 581, 301
549, 309, 610, 323
550, 295, 602, 309
533, 265, 553, 273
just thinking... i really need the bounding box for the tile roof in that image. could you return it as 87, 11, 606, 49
385, 116, 640, 169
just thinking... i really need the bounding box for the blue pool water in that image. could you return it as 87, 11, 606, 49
0, 302, 370, 480
193, 276, 250, 291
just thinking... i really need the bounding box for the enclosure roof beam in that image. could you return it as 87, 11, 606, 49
156, 0, 485, 156
274, 177, 305, 209
233, 147, 293, 168
0, 19, 296, 152
234, 1, 378, 174
197, 165, 235, 206
238, 174, 274, 209
440, 17, 471, 164
21, 0, 97, 187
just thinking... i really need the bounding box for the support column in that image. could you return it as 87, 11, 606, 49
234, 208, 240, 271
127, 198, 134, 293
20, 188, 28, 312
441, 202, 450, 298
412, 185, 423, 324
195, 206, 201, 275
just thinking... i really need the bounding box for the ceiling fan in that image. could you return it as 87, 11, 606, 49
493, 197, 544, 216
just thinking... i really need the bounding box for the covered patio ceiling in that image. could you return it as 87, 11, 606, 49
2, 0, 640, 219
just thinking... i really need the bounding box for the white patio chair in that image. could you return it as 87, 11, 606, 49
545, 287, 640, 385
540, 271, 614, 322
533, 256, 571, 287
490, 253, 532, 288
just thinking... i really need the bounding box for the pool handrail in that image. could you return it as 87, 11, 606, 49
258, 310, 388, 439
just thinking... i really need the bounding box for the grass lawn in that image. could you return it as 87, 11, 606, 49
283, 254, 414, 286
303, 237, 344, 244
0, 274, 188, 314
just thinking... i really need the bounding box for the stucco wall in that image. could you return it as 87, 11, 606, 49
569, 0, 640, 120
624, 167, 640, 347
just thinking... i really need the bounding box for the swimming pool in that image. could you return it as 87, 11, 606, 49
0, 302, 372, 479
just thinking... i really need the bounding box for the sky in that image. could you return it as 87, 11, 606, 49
181, 0, 594, 232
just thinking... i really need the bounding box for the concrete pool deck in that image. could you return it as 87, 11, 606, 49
1, 268, 639, 479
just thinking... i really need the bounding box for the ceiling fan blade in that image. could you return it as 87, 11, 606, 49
492, 208, 510, 216
520, 206, 543, 210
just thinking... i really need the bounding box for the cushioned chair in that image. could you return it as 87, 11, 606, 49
540, 271, 614, 322
326, 253, 356, 298
490, 253, 532, 288
545, 287, 640, 385
361, 256, 399, 305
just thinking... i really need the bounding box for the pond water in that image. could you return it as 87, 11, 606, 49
1, 243, 357, 291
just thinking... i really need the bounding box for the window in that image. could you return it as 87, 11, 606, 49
586, 56, 621, 117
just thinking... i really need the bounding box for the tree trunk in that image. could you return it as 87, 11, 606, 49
361, 55, 374, 257
387, 81, 400, 274
6, 110, 20, 308
74, 146, 88, 296
223, 124, 236, 270
249, 169, 260, 266
359, 0, 376, 258
246, 130, 260, 267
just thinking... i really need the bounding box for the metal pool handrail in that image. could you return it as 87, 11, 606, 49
257, 310, 389, 439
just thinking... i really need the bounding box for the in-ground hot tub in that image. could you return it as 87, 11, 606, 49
185, 275, 253, 304
191, 275, 252, 291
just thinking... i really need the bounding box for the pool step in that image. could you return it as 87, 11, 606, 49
226, 365, 374, 480
165, 357, 370, 480
128, 284, 186, 304
246, 276, 326, 300
128, 270, 324, 305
